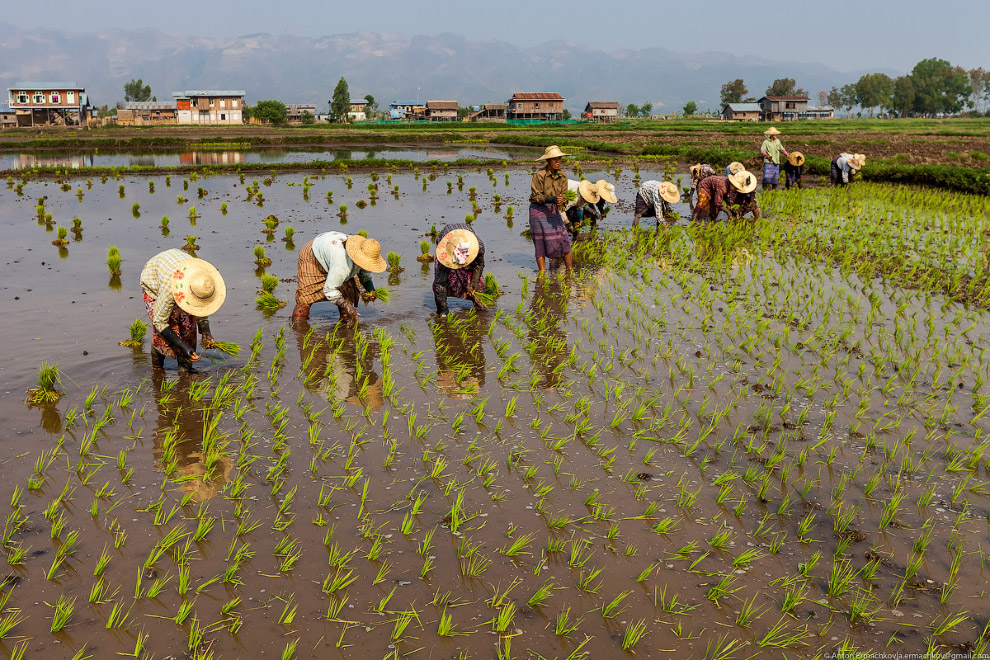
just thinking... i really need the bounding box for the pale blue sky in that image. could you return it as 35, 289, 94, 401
5, 0, 987, 73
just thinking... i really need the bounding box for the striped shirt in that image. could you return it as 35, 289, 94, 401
140, 249, 203, 331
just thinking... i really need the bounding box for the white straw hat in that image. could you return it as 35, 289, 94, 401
729, 170, 758, 194
536, 145, 569, 161
170, 258, 226, 317
595, 179, 618, 204
436, 228, 480, 270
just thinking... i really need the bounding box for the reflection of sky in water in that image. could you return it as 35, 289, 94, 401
0, 147, 520, 170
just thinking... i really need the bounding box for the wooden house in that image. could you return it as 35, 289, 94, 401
173, 90, 245, 124
0, 100, 15, 129
117, 102, 178, 126
285, 104, 317, 123
805, 105, 835, 120
426, 100, 459, 122
7, 82, 90, 127
389, 100, 426, 120
347, 99, 368, 121
468, 104, 507, 122
758, 96, 809, 122
506, 93, 565, 121
584, 101, 619, 123
721, 103, 761, 121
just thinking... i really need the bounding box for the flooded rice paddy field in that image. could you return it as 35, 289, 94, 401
2, 162, 990, 659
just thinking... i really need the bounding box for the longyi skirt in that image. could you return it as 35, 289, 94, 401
528, 203, 572, 260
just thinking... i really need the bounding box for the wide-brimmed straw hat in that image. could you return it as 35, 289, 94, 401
727, 161, 745, 175
728, 170, 758, 194
170, 258, 226, 317
690, 163, 702, 177
436, 228, 480, 270
536, 145, 569, 161
763, 126, 781, 136
595, 179, 618, 204
787, 151, 805, 167
345, 235, 387, 273
578, 180, 600, 205
659, 181, 681, 204
849, 153, 866, 170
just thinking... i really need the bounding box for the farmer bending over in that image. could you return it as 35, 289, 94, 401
830, 153, 865, 187
692, 170, 760, 221
433, 223, 486, 318
633, 180, 681, 227
291, 231, 386, 321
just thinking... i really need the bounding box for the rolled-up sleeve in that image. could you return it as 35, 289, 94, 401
357, 269, 375, 292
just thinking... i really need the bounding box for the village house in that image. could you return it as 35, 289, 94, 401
0, 100, 16, 129
468, 104, 507, 122
506, 93, 565, 122
426, 100, 459, 122
117, 102, 178, 126
7, 82, 91, 127
389, 100, 426, 120
721, 103, 762, 121
584, 101, 619, 123
347, 99, 369, 121
759, 96, 810, 122
173, 90, 245, 124
805, 105, 835, 120
285, 104, 317, 123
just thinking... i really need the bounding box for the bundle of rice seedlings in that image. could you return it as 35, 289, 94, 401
107, 246, 122, 275
256, 292, 286, 311
417, 241, 433, 262
131, 203, 141, 217
183, 236, 200, 252
484, 273, 502, 297
282, 226, 296, 243
262, 218, 277, 235
27, 362, 62, 405
254, 246, 272, 267
355, 200, 368, 209
260, 274, 278, 293
387, 252, 404, 273
70, 217, 83, 235
203, 339, 241, 355
371, 288, 391, 303
52, 227, 69, 247
119, 319, 148, 348
562, 189, 578, 204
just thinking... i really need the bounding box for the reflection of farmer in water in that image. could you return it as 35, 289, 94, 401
526, 279, 570, 389
293, 319, 383, 410
431, 311, 487, 399
150, 370, 232, 502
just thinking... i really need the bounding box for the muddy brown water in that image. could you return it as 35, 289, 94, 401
0, 165, 986, 658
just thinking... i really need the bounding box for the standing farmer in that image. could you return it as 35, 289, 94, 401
760, 127, 789, 190
633, 180, 681, 227
141, 249, 226, 372
291, 231, 387, 321
433, 223, 486, 318
830, 153, 865, 187
529, 145, 573, 273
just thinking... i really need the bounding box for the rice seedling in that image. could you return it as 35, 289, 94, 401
27, 361, 63, 404
386, 252, 404, 273
119, 319, 147, 347
107, 245, 122, 275
183, 235, 200, 251
282, 226, 295, 243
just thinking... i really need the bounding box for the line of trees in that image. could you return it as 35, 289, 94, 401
720, 78, 808, 106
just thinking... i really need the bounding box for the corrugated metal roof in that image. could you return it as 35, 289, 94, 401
10, 82, 82, 90
761, 96, 809, 101
390, 100, 426, 106
586, 101, 619, 109
509, 92, 564, 100
349, 99, 369, 105
0, 100, 12, 113
125, 102, 177, 110
724, 103, 762, 112
172, 90, 245, 98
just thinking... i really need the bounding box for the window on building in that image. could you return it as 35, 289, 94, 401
535, 102, 540, 109
786, 102, 795, 109
221, 114, 226, 121
220, 99, 226, 109
16, 93, 28, 104
67, 92, 75, 104
50, 93, 60, 104
33, 93, 45, 104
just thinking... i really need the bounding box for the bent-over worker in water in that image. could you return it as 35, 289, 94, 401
760, 126, 789, 190
433, 223, 486, 318
830, 153, 865, 187
562, 179, 601, 239
140, 249, 226, 372
291, 231, 387, 322
633, 180, 681, 227
692, 170, 760, 221
783, 151, 805, 189
529, 145, 573, 273
689, 163, 718, 209
724, 161, 745, 178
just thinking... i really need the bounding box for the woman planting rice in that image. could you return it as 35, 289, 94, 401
830, 153, 866, 187
432, 223, 486, 318
140, 249, 226, 372
692, 170, 760, 221
633, 180, 681, 227
291, 231, 387, 321
784, 151, 805, 189
561, 179, 601, 239
760, 126, 790, 190
688, 163, 718, 209
529, 145, 573, 274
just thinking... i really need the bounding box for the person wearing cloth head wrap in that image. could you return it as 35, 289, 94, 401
432, 223, 486, 318
692, 170, 760, 222
633, 180, 681, 227
760, 127, 789, 190
140, 248, 226, 372
688, 163, 718, 210
291, 231, 387, 321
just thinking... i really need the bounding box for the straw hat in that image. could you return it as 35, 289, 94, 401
787, 151, 805, 167
345, 235, 387, 272
763, 126, 781, 136
436, 228, 480, 270
849, 153, 866, 170
690, 163, 702, 177
727, 161, 745, 175
658, 181, 680, 204
595, 179, 618, 204
170, 258, 226, 317
536, 145, 569, 161
728, 170, 758, 194
578, 180, 600, 205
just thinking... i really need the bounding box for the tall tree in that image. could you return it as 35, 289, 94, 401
720, 79, 748, 105
251, 100, 288, 125
640, 102, 653, 117
682, 101, 698, 116
363, 94, 377, 117
123, 79, 152, 102
765, 78, 807, 97
330, 77, 350, 123
826, 87, 842, 109
855, 73, 894, 117
892, 76, 915, 117
625, 103, 640, 118
910, 58, 971, 115
839, 84, 858, 117
968, 67, 990, 114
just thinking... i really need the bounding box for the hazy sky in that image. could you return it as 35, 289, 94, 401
5, 0, 987, 73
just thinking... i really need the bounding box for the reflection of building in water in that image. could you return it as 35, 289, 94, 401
17, 154, 95, 169
432, 311, 487, 400
178, 151, 245, 166
294, 320, 383, 410
151, 371, 232, 502
526, 278, 571, 389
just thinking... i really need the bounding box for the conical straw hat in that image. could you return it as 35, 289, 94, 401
436, 228, 480, 270
578, 179, 600, 204
345, 235, 387, 272
659, 181, 680, 204
729, 170, 758, 194
595, 179, 617, 204
536, 145, 569, 161
787, 151, 805, 167
763, 126, 781, 136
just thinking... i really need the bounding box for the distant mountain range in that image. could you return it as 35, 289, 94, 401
0, 24, 897, 112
